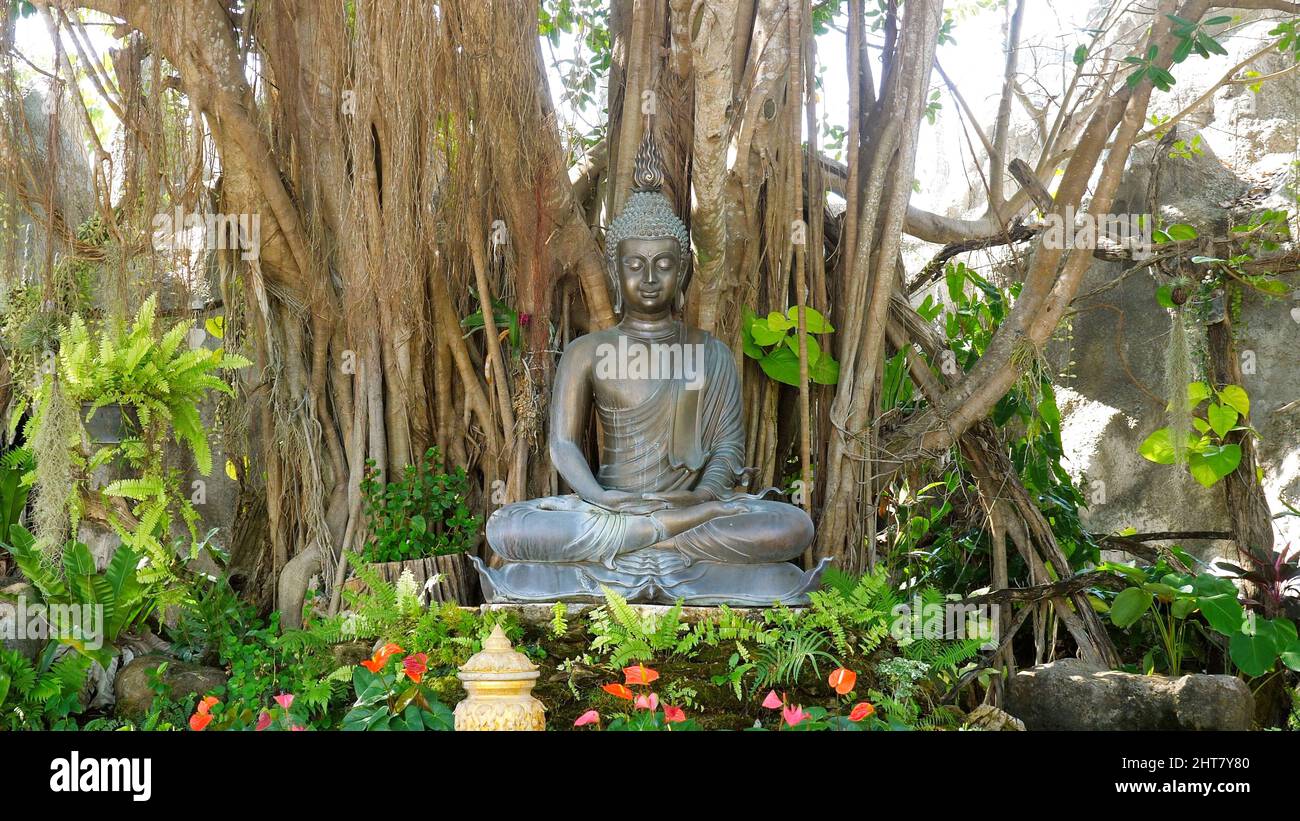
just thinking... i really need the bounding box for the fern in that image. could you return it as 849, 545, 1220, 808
587, 587, 693, 667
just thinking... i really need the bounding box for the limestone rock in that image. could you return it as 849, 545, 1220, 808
0, 584, 43, 660
114, 655, 228, 720
1006, 658, 1253, 731
963, 704, 1025, 731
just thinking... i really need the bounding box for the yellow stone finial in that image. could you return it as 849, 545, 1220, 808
453, 624, 546, 731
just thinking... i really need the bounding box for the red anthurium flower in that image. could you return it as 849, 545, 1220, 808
380, 642, 405, 657
255, 711, 272, 731
197, 695, 220, 715
403, 653, 429, 684
189, 711, 213, 731
828, 667, 857, 695
274, 693, 295, 711
782, 704, 809, 728
633, 692, 659, 711
848, 702, 876, 722
761, 690, 783, 709
622, 664, 660, 686
663, 705, 687, 724
574, 710, 600, 727
601, 683, 634, 700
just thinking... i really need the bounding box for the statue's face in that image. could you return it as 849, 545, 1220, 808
615, 236, 682, 315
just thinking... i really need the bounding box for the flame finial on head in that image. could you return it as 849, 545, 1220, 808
631, 131, 666, 193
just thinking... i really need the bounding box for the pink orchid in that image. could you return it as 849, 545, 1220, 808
574, 710, 600, 727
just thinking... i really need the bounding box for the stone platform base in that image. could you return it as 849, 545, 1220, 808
478, 601, 797, 627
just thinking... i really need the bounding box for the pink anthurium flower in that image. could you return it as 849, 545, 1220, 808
633, 692, 660, 711
782, 703, 809, 727
663, 705, 687, 724
274, 693, 295, 711
762, 690, 783, 709
574, 710, 600, 727
255, 711, 272, 731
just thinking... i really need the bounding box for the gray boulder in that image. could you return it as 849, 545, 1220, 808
1006, 658, 1253, 730
114, 654, 228, 720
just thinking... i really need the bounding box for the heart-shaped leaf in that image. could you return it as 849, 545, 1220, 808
1188, 444, 1241, 488
1216, 384, 1249, 416
1206, 403, 1238, 438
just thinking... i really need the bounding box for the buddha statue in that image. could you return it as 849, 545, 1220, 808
470, 133, 829, 605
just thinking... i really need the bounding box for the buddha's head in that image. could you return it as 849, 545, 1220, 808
605, 133, 689, 316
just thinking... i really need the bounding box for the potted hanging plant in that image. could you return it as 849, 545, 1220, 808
346, 446, 481, 605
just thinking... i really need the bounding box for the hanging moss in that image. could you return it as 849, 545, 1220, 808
1165, 308, 1193, 465
28, 376, 78, 556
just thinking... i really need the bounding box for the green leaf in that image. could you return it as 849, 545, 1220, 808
1166, 223, 1198, 241
765, 311, 795, 332
1072, 44, 1088, 65
410, 514, 427, 535
1197, 593, 1244, 636
352, 666, 387, 704
1186, 381, 1212, 407
1216, 384, 1249, 416
1156, 285, 1176, 308
749, 319, 786, 347
1138, 428, 1177, 464
1188, 444, 1241, 488
1281, 640, 1300, 672
785, 306, 833, 333
808, 351, 840, 385
758, 346, 801, 386
1230, 627, 1277, 677
1110, 587, 1153, 628
204, 316, 225, 340
783, 333, 822, 364
1206, 403, 1237, 438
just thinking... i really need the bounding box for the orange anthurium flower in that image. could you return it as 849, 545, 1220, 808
663, 705, 687, 724
761, 690, 783, 709
403, 653, 429, 684
574, 710, 600, 727
196, 695, 220, 715
361, 642, 406, 673
828, 667, 857, 695
622, 664, 660, 686
601, 682, 634, 700
189, 711, 214, 731
848, 702, 876, 722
